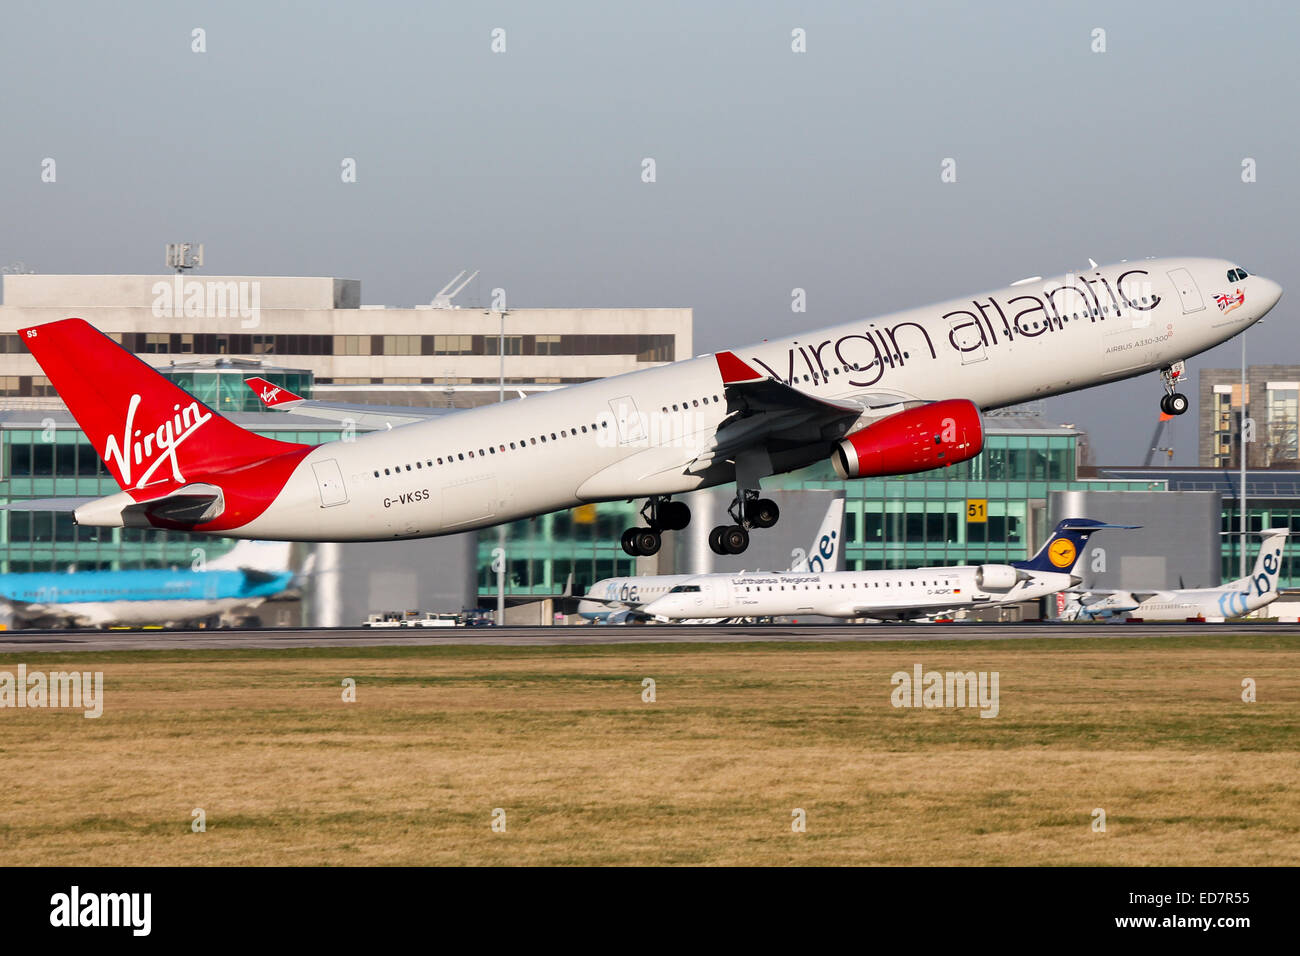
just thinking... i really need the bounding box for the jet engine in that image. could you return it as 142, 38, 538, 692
974, 564, 1023, 590
832, 399, 984, 479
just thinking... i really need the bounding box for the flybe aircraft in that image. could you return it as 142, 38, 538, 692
639, 519, 1129, 622
1070, 528, 1289, 622
0, 539, 297, 628
577, 497, 844, 623
18, 258, 1280, 555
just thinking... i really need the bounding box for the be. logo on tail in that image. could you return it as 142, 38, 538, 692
103, 394, 213, 488
1253, 548, 1281, 598
807, 530, 838, 573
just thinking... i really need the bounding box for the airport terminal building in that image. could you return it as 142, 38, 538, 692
0, 273, 691, 401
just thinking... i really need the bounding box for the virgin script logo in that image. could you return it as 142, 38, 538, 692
103, 394, 213, 488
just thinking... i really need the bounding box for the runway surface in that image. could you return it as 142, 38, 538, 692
0, 621, 1297, 653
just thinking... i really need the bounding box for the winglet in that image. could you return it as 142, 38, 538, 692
245, 376, 304, 410
715, 351, 765, 385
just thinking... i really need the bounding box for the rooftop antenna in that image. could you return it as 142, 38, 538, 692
166, 242, 204, 274
431, 269, 479, 308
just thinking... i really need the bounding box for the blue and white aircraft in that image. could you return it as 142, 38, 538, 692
577, 498, 845, 623
0, 539, 297, 628
1068, 528, 1289, 622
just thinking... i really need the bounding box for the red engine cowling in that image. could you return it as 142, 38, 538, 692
833, 399, 984, 479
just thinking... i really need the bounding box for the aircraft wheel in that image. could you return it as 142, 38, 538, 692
1159, 394, 1172, 415
745, 498, 780, 529
632, 529, 661, 556
1168, 392, 1189, 416
722, 524, 750, 554
620, 529, 640, 556
660, 501, 691, 531
708, 525, 729, 555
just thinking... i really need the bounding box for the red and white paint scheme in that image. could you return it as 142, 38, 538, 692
20, 257, 1282, 554
243, 376, 304, 410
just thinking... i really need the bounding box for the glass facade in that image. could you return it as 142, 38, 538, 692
7, 415, 1298, 596
1265, 385, 1299, 466
159, 368, 313, 413
0, 424, 341, 573
765, 432, 1160, 572
475, 502, 641, 598
1220, 502, 1300, 584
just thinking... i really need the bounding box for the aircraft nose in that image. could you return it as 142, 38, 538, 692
1255, 276, 1283, 315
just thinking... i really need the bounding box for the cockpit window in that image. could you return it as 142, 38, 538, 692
1227, 268, 1250, 282
668, 585, 701, 593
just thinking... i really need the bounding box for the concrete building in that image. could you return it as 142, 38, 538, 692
0, 273, 692, 404
1050, 489, 1222, 591
1093, 467, 1300, 583
1199, 365, 1300, 469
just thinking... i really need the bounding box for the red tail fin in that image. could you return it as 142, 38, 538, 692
20, 319, 309, 493
244, 376, 304, 409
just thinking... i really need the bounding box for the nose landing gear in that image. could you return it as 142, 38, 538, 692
1159, 362, 1189, 416
620, 496, 691, 557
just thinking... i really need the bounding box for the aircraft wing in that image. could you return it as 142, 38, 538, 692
243, 376, 452, 429
241, 569, 287, 586
685, 353, 884, 473
1073, 589, 1160, 610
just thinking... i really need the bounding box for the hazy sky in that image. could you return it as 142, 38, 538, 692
2, 1, 1296, 464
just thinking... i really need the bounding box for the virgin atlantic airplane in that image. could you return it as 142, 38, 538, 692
19, 257, 1281, 555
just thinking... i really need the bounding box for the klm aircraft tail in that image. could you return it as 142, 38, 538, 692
206, 539, 294, 573
1013, 518, 1137, 575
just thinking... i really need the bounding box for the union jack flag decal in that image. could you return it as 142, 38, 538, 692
1215, 289, 1245, 313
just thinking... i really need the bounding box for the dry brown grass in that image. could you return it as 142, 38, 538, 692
1, 635, 1297, 865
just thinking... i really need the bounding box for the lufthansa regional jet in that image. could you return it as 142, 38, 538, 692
18, 258, 1280, 554
637, 518, 1127, 622
577, 497, 845, 623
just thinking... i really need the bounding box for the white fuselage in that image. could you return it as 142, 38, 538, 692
1130, 582, 1278, 621
641, 566, 1074, 621
15, 597, 267, 629
219, 258, 1278, 541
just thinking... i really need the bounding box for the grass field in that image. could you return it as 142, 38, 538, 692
1, 634, 1297, 865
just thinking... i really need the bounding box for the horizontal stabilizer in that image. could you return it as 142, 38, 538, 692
714, 351, 766, 385
74, 484, 225, 530
0, 496, 95, 512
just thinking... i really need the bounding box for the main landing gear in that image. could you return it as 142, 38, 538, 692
1158, 362, 1189, 416
620, 496, 691, 557
708, 490, 780, 556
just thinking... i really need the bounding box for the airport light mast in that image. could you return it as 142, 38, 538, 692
490, 305, 512, 626
1240, 331, 1249, 579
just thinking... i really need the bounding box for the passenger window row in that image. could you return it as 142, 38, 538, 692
372, 420, 611, 478
742, 579, 951, 592
662, 394, 721, 413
